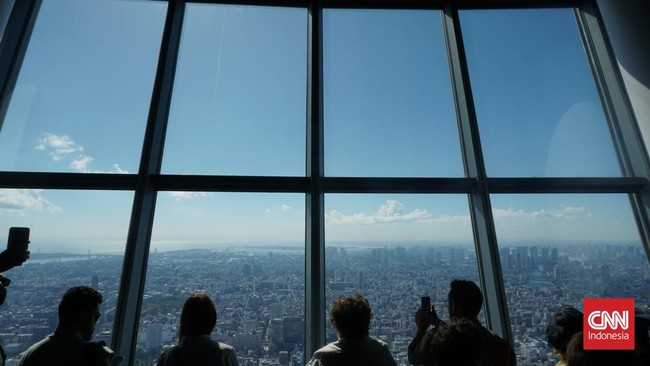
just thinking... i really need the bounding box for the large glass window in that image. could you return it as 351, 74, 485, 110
323, 9, 463, 177
0, 189, 133, 364
325, 194, 479, 365
0, 0, 166, 173
161, 4, 307, 176
460, 9, 621, 177
491, 194, 650, 365
0, 2, 648, 366
137, 193, 305, 365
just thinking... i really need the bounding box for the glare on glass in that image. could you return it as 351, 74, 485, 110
460, 9, 621, 177
323, 10, 464, 177
161, 4, 307, 176
138, 192, 305, 365
0, 0, 166, 173
491, 194, 649, 365
0, 189, 133, 361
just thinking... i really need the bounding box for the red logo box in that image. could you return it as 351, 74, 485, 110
583, 298, 635, 350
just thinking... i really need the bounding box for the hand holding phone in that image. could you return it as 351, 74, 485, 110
0, 227, 31, 272
8, 227, 30, 249
420, 296, 431, 322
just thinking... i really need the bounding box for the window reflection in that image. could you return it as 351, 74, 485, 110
461, 9, 621, 177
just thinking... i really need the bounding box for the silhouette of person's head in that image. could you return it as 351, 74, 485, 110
329, 295, 372, 339
431, 318, 482, 366
179, 293, 217, 340
448, 280, 483, 320
58, 286, 103, 341
546, 305, 583, 359
565, 331, 636, 366
0, 274, 10, 305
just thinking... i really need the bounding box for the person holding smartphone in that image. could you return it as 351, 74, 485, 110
0, 227, 30, 273
0, 227, 31, 366
408, 280, 515, 366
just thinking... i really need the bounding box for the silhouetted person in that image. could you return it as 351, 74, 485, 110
0, 274, 11, 366
565, 331, 637, 366
157, 293, 239, 366
429, 318, 482, 366
17, 286, 105, 366
0, 231, 30, 366
635, 313, 650, 366
546, 305, 583, 366
408, 279, 515, 366
306, 295, 397, 366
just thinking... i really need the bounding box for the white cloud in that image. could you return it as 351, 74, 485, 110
167, 192, 214, 200
0, 189, 61, 216
35, 133, 83, 160
492, 205, 589, 224
35, 133, 128, 173
70, 155, 93, 172
112, 164, 128, 174
326, 200, 430, 225
280, 204, 291, 211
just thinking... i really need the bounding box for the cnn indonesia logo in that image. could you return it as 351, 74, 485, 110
583, 298, 635, 350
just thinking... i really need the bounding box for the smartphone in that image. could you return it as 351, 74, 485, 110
7, 227, 30, 249
421, 296, 431, 321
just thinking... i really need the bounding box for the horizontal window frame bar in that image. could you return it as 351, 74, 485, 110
170, 0, 311, 8
322, 0, 577, 10
0, 172, 138, 190
151, 174, 310, 192
1, 173, 646, 194
323, 177, 476, 193
157, 0, 580, 10
487, 177, 648, 193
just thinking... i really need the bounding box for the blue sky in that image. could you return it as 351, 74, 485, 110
0, 1, 641, 253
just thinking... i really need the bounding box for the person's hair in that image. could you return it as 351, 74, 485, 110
329, 295, 372, 338
430, 318, 482, 366
546, 305, 583, 354
566, 332, 637, 366
448, 280, 483, 319
179, 293, 217, 340
58, 286, 103, 324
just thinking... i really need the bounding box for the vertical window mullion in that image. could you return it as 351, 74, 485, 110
441, 4, 512, 342
0, 0, 40, 131
305, 0, 326, 358
112, 0, 185, 364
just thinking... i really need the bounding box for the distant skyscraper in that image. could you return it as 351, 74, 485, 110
91, 274, 99, 290
146, 323, 162, 355
601, 264, 611, 286
270, 303, 283, 319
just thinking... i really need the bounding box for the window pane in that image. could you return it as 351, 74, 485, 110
461, 9, 621, 177
0, 189, 133, 363
324, 10, 463, 177
325, 194, 479, 365
138, 193, 305, 365
0, 0, 166, 173
161, 4, 307, 176
491, 194, 649, 365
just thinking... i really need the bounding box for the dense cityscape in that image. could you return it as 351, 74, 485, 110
0, 243, 648, 366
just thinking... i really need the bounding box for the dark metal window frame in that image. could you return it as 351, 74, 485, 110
0, 0, 648, 364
